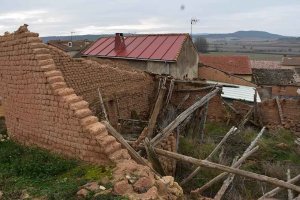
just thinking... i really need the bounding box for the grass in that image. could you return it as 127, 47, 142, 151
0, 137, 128, 200
176, 122, 300, 199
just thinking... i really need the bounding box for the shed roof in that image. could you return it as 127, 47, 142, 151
48, 40, 92, 52
282, 57, 300, 66
206, 81, 261, 103
252, 68, 298, 86
81, 34, 190, 62
199, 54, 252, 75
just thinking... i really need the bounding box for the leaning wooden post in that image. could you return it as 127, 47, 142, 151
177, 93, 190, 110
287, 169, 294, 200
238, 106, 254, 130
194, 127, 266, 194
151, 87, 221, 147
214, 156, 239, 200
199, 102, 209, 143
153, 147, 300, 193
258, 174, 300, 200
146, 80, 167, 139
180, 126, 237, 185
275, 96, 284, 125
102, 121, 160, 177
144, 138, 166, 176
97, 88, 108, 121
165, 79, 174, 107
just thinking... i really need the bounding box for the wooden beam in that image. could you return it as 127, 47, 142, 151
151, 87, 221, 147
195, 127, 265, 194
175, 85, 216, 92
287, 169, 294, 200
258, 174, 300, 200
275, 97, 284, 125
222, 99, 240, 114
144, 138, 166, 176
97, 88, 108, 121
238, 106, 254, 130
180, 126, 237, 185
177, 93, 190, 110
102, 121, 159, 176
165, 79, 174, 106
153, 147, 300, 193
147, 80, 167, 139
198, 102, 209, 142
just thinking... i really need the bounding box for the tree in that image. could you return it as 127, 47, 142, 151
194, 36, 208, 53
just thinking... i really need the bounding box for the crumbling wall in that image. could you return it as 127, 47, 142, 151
0, 27, 131, 165
259, 99, 300, 136
171, 91, 227, 122
49, 47, 155, 126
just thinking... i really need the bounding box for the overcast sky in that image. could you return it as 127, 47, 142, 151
0, 0, 299, 37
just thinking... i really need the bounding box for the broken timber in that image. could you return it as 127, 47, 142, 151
151, 87, 221, 147
102, 120, 160, 176
238, 106, 254, 130
154, 147, 300, 193
198, 102, 209, 142
276, 96, 284, 125
147, 79, 167, 139
258, 174, 300, 199
97, 88, 108, 121
180, 126, 237, 185
144, 138, 166, 176
195, 127, 266, 195
175, 85, 216, 92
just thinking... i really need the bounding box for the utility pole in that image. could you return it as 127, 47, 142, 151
190, 18, 199, 39
70, 31, 75, 41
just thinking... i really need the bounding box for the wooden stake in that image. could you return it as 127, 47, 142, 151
180, 126, 237, 185
287, 169, 294, 200
276, 96, 284, 125
144, 138, 166, 176
97, 88, 108, 121
166, 79, 174, 106
102, 121, 157, 175
222, 99, 239, 114
214, 156, 239, 200
177, 93, 190, 110
175, 85, 216, 92
194, 127, 265, 194
154, 147, 300, 193
199, 102, 209, 143
151, 87, 221, 147
258, 174, 300, 199
147, 80, 167, 139
238, 106, 254, 130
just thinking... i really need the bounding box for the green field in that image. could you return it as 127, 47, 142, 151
208, 52, 283, 61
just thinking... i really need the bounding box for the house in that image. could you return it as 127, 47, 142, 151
81, 33, 199, 79
48, 40, 92, 57
282, 56, 300, 67
252, 68, 300, 100
199, 54, 252, 81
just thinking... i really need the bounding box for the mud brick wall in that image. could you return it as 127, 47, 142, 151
171, 90, 227, 122
259, 99, 300, 136
0, 27, 132, 165
49, 47, 155, 126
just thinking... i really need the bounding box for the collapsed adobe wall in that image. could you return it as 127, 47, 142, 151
0, 26, 183, 199
49, 47, 155, 126
259, 99, 300, 136
0, 26, 132, 165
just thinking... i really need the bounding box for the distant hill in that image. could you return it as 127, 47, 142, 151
41, 30, 293, 43
195, 31, 289, 41
41, 34, 111, 43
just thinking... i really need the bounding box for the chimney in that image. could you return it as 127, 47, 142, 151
115, 33, 125, 51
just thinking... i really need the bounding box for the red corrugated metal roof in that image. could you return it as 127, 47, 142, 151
82, 34, 189, 62
199, 54, 252, 75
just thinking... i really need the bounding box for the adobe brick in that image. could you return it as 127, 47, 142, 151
69, 100, 89, 110
80, 116, 98, 126
86, 122, 107, 136
44, 70, 62, 77
74, 108, 92, 119
47, 76, 65, 84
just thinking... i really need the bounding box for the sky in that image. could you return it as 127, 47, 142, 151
0, 0, 299, 37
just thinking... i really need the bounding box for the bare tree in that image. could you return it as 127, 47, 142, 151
194, 36, 209, 53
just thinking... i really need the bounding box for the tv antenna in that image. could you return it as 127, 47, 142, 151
190, 18, 199, 38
